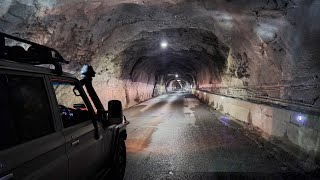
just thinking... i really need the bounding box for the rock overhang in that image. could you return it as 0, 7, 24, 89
0, 0, 319, 108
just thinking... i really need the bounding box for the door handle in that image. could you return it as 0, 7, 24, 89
71, 139, 80, 146
0, 173, 14, 180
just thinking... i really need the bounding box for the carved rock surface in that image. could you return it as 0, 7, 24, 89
1, 0, 319, 108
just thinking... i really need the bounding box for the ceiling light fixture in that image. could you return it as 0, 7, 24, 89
161, 41, 168, 49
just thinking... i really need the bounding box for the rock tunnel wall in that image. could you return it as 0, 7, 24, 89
196, 90, 320, 161
0, 0, 319, 109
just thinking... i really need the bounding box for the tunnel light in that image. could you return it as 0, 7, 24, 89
175, 74, 178, 78
296, 114, 306, 123
161, 41, 168, 49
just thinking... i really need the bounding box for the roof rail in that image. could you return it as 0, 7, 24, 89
0, 32, 69, 75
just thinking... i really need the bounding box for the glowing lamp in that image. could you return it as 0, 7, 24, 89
296, 114, 306, 124
298, 115, 302, 121
161, 41, 168, 48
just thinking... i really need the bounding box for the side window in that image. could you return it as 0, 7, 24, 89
51, 80, 92, 128
0, 74, 54, 151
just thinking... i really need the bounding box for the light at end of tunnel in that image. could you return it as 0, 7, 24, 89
161, 41, 168, 49
175, 74, 179, 78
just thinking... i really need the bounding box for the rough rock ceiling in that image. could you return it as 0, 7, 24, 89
0, 0, 319, 107
119, 28, 229, 84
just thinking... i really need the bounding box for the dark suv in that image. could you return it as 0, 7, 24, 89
0, 32, 129, 180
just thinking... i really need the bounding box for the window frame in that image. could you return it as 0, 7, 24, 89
0, 69, 59, 150
48, 76, 96, 130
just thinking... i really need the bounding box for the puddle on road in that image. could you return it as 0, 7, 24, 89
183, 98, 199, 125
126, 116, 163, 152
126, 127, 156, 152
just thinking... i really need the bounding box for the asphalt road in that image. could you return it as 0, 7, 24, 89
123, 92, 309, 180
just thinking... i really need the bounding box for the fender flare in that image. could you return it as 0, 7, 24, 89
111, 123, 128, 165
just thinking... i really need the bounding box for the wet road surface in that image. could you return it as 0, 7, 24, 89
123, 93, 306, 179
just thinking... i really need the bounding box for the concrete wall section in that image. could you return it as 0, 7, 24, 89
195, 90, 320, 156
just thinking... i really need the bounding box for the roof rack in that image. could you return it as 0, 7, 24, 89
0, 32, 69, 75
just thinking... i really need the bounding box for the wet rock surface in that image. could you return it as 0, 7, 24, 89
1, 0, 319, 109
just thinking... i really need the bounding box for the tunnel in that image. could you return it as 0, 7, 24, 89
0, 0, 320, 179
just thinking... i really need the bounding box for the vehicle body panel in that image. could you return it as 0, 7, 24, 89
0, 58, 128, 180
0, 67, 68, 180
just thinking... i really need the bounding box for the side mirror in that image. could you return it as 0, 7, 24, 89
108, 100, 123, 124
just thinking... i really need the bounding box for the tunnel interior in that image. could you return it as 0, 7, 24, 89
1, 0, 319, 109
119, 28, 229, 88
1, 0, 320, 174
